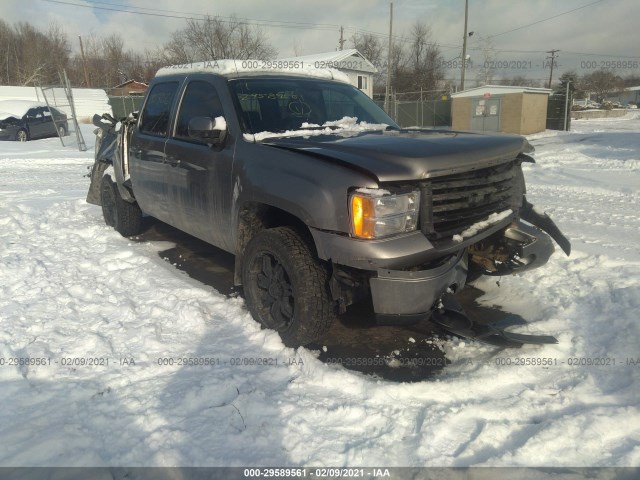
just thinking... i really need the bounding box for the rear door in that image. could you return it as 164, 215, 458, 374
163, 78, 235, 250
129, 81, 180, 221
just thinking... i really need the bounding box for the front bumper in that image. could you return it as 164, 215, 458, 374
371, 250, 468, 325
309, 213, 512, 271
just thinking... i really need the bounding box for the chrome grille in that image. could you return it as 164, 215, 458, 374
420, 161, 517, 239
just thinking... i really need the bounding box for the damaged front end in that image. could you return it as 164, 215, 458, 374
431, 151, 571, 346
86, 112, 137, 206
369, 145, 572, 347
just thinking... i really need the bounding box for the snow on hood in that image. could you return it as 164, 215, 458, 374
243, 116, 391, 142
0, 100, 45, 118
0, 111, 18, 122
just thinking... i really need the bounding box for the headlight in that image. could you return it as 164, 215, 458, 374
350, 189, 420, 239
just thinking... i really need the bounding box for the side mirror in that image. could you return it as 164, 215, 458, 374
188, 116, 227, 144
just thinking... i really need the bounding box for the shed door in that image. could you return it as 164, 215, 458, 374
471, 98, 501, 132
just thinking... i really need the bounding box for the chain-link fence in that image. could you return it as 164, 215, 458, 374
374, 92, 452, 128
393, 99, 452, 128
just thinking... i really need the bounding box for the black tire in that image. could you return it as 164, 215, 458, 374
57, 125, 67, 137
242, 227, 336, 346
100, 175, 143, 237
16, 129, 28, 142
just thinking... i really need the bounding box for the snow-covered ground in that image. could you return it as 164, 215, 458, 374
0, 116, 639, 468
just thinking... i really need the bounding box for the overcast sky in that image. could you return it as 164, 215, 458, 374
2, 0, 639, 83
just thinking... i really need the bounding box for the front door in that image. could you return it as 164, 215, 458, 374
129, 81, 180, 221
164, 79, 235, 250
25, 107, 48, 139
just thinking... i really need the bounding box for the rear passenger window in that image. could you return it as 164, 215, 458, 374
175, 81, 224, 141
140, 82, 179, 136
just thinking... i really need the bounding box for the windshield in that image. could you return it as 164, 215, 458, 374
230, 77, 399, 135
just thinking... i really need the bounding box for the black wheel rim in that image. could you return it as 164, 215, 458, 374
253, 252, 294, 330
101, 182, 116, 227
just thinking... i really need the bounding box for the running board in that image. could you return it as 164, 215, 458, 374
431, 294, 558, 348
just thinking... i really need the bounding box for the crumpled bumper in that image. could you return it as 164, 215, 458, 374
371, 250, 468, 325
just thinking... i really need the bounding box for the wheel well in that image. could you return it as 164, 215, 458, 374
234, 202, 314, 285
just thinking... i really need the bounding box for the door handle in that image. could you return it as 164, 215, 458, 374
166, 156, 181, 167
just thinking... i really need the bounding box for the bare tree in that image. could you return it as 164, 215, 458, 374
160, 16, 277, 65
582, 69, 625, 102
351, 32, 385, 89
474, 37, 496, 87
0, 19, 18, 84
385, 22, 444, 98
498, 75, 541, 88
0, 21, 70, 86
351, 32, 384, 67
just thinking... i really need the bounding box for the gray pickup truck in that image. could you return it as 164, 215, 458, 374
87, 61, 570, 347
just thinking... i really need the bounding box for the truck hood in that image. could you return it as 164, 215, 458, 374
264, 130, 530, 182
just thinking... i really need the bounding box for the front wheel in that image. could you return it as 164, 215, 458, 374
57, 125, 67, 137
242, 227, 336, 346
100, 175, 143, 237
16, 129, 28, 142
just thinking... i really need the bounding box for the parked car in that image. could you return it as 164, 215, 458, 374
0, 101, 69, 141
87, 61, 571, 348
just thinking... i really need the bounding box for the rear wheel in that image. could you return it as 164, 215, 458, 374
242, 227, 336, 346
16, 129, 28, 142
100, 176, 143, 237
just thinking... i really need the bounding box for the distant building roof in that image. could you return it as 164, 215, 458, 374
112, 80, 148, 89
452, 85, 553, 98
280, 49, 377, 73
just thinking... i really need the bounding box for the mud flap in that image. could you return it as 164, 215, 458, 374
521, 197, 571, 256
431, 293, 558, 348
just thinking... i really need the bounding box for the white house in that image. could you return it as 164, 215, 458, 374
280, 49, 377, 97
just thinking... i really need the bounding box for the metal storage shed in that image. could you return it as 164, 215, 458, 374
451, 85, 552, 134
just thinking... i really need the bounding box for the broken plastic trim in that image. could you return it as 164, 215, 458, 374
520, 197, 571, 256
431, 293, 558, 348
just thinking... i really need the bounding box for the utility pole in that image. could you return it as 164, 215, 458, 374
384, 2, 393, 114
460, 0, 469, 91
78, 35, 90, 87
546, 49, 559, 89
564, 79, 571, 131
338, 26, 346, 51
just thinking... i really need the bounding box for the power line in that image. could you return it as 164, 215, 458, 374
38, 0, 640, 60
41, 0, 342, 30
485, 0, 605, 39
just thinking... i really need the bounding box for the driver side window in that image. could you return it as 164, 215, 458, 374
175, 80, 224, 142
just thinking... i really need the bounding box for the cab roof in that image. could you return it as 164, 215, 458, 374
154, 59, 351, 84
